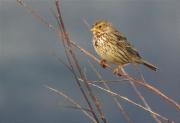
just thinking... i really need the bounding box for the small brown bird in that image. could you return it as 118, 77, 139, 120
91, 20, 157, 74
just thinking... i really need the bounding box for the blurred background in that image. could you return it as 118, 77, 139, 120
0, 0, 180, 123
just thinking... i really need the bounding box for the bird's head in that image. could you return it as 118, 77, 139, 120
91, 20, 113, 35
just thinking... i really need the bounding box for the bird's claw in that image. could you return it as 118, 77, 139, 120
99, 59, 107, 68
113, 65, 124, 76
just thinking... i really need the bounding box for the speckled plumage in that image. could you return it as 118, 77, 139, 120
91, 20, 157, 71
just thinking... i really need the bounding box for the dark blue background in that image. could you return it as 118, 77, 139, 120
0, 0, 180, 123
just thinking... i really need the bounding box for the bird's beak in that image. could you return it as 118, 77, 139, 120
90, 27, 95, 32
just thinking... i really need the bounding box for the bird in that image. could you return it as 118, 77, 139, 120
90, 20, 157, 74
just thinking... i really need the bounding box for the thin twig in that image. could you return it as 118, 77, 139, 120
55, 1, 107, 123
54, 0, 101, 122
45, 85, 97, 123
81, 79, 129, 84
89, 83, 174, 123
132, 64, 161, 123
83, 67, 107, 123
88, 61, 133, 123
49, 50, 72, 71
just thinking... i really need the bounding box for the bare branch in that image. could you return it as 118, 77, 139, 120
45, 85, 97, 123
88, 61, 133, 123
89, 83, 174, 123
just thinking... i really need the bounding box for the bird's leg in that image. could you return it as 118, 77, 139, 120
113, 65, 126, 76
99, 59, 107, 68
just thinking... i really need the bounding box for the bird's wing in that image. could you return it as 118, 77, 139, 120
126, 46, 141, 58
113, 30, 127, 41
114, 30, 141, 58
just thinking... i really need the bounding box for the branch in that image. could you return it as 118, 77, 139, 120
45, 85, 97, 123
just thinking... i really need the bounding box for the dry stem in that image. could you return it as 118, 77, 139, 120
45, 85, 97, 123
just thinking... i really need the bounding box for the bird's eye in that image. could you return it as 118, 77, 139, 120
99, 25, 102, 28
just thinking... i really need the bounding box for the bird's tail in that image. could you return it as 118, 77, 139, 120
141, 59, 157, 71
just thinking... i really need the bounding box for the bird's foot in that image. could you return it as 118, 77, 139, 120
113, 65, 125, 76
113, 67, 119, 75
99, 59, 107, 68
